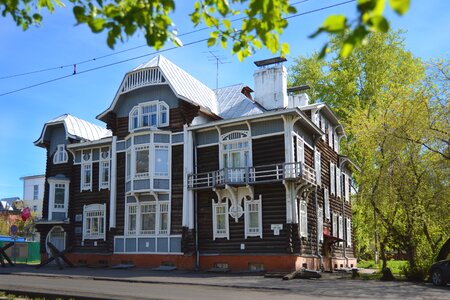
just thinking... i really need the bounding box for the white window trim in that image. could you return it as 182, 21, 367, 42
219, 130, 252, 169
53, 144, 68, 164
324, 187, 330, 220
336, 167, 341, 198
330, 162, 336, 196
128, 100, 170, 131
334, 127, 340, 154
48, 178, 70, 221
318, 206, 323, 243
315, 150, 321, 186
332, 212, 337, 237
338, 215, 344, 242
83, 204, 106, 241
81, 163, 92, 191
346, 217, 352, 247
344, 173, 350, 202
328, 126, 333, 148
99, 148, 110, 190
125, 198, 171, 236
299, 200, 308, 238
244, 195, 263, 239
212, 198, 229, 240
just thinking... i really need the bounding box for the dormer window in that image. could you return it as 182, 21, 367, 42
129, 101, 169, 131
53, 144, 68, 164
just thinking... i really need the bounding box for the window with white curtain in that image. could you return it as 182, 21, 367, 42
299, 200, 308, 238
83, 204, 106, 240
212, 199, 229, 240
129, 100, 170, 131
244, 195, 262, 238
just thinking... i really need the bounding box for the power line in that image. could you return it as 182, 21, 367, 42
0, 0, 356, 97
0, 0, 312, 80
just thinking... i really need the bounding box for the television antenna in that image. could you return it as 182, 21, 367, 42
206, 51, 231, 90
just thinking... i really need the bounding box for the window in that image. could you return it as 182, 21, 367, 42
53, 144, 68, 164
344, 173, 350, 202
81, 150, 92, 191
33, 185, 39, 200
221, 131, 251, 183
48, 179, 69, 220
81, 163, 92, 191
332, 213, 337, 237
126, 151, 131, 180
346, 217, 352, 247
154, 145, 169, 177
336, 167, 341, 198
299, 200, 308, 238
338, 215, 344, 242
83, 204, 106, 240
129, 100, 170, 131
294, 135, 304, 164
135, 145, 150, 178
212, 198, 229, 240
330, 163, 336, 196
328, 126, 333, 148
315, 151, 321, 185
318, 206, 323, 243
125, 197, 170, 236
99, 148, 110, 190
244, 195, 262, 238
33, 205, 38, 212
324, 187, 330, 220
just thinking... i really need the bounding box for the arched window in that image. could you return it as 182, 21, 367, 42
220, 131, 251, 183
53, 144, 68, 164
128, 100, 170, 131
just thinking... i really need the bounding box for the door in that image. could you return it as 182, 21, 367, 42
46, 226, 66, 256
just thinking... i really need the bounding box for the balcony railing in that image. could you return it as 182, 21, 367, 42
188, 162, 316, 190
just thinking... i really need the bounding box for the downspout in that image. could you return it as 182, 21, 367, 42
192, 130, 200, 270
338, 141, 349, 268
313, 136, 323, 271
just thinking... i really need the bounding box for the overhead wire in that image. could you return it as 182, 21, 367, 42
0, 0, 356, 97
0, 0, 312, 80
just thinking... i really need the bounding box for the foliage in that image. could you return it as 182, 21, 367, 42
289, 30, 450, 280
358, 259, 408, 274
0, 0, 411, 60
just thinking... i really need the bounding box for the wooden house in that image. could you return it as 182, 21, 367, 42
34, 56, 356, 271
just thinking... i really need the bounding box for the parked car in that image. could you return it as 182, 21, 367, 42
429, 259, 450, 286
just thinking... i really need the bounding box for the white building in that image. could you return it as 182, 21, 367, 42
20, 175, 45, 218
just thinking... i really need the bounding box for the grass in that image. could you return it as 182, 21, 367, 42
358, 260, 408, 274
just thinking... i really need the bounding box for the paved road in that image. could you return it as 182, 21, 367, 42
0, 267, 448, 299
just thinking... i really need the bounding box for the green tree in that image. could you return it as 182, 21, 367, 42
290, 30, 450, 279
0, 0, 411, 60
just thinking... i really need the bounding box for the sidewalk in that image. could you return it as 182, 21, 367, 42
0, 264, 348, 291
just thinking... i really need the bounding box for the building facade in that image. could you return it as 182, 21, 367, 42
34, 56, 356, 271
20, 175, 45, 218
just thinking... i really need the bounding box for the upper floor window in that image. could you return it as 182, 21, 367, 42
129, 101, 169, 131
53, 144, 68, 164
221, 131, 251, 183
314, 150, 321, 186
48, 178, 70, 220
99, 148, 110, 190
81, 150, 92, 191
33, 185, 39, 200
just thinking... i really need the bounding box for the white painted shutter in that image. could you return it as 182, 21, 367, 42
330, 163, 335, 196
320, 116, 326, 141
334, 132, 339, 153
345, 173, 350, 202
315, 151, 321, 185
338, 215, 343, 240
324, 188, 330, 220
328, 126, 333, 148
332, 213, 337, 237
318, 206, 323, 242
346, 218, 352, 246
300, 201, 308, 238
336, 167, 341, 198
297, 136, 304, 163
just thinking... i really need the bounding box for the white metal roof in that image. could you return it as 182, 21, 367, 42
97, 55, 218, 120
35, 114, 112, 147
215, 83, 265, 119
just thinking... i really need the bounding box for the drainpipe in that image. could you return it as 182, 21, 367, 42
339, 154, 349, 268
192, 130, 200, 271
315, 186, 323, 271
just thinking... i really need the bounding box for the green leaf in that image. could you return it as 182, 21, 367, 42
88, 18, 106, 33
220, 36, 227, 49
390, 0, 410, 15
322, 15, 347, 33
172, 36, 183, 47
370, 16, 389, 32
340, 41, 354, 58
207, 37, 216, 47
222, 19, 231, 30
281, 42, 290, 56
318, 43, 328, 59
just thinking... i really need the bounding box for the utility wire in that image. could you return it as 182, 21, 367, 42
0, 0, 312, 80
0, 0, 355, 97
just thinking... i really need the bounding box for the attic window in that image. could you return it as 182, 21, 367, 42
129, 100, 169, 131
53, 144, 68, 164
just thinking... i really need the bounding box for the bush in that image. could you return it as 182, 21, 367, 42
401, 264, 428, 282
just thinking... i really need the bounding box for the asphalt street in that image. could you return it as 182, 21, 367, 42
0, 266, 448, 299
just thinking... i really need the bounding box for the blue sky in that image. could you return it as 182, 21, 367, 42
0, 0, 449, 199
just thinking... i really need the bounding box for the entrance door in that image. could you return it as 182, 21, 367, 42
46, 226, 66, 256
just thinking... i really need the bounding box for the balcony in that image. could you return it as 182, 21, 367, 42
188, 162, 316, 190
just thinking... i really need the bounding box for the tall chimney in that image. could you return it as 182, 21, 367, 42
253, 57, 288, 110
